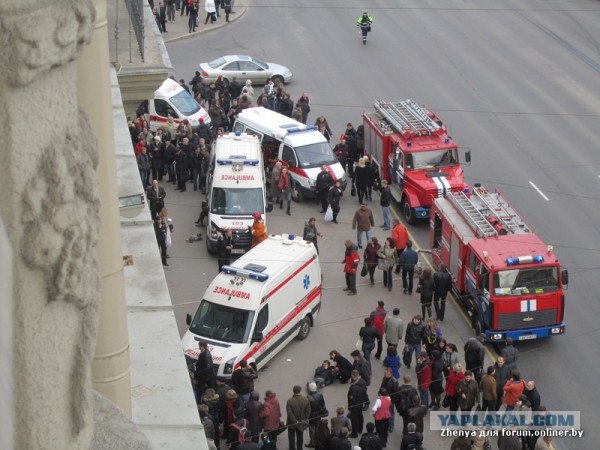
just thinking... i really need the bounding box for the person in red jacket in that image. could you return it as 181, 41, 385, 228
503, 369, 526, 410
342, 240, 360, 296
391, 218, 409, 274
415, 351, 432, 413
369, 301, 387, 359
260, 390, 282, 442
445, 363, 465, 412
371, 388, 392, 446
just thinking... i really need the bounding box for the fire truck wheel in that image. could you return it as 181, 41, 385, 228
292, 182, 304, 203
402, 197, 416, 225
296, 317, 311, 340
473, 319, 483, 336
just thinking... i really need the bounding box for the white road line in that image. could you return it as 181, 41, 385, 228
529, 180, 550, 201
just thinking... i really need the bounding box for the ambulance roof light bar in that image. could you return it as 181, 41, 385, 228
216, 159, 260, 166
221, 266, 269, 282
286, 125, 318, 134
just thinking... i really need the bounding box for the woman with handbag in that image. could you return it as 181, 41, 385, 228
377, 237, 396, 291
363, 236, 380, 285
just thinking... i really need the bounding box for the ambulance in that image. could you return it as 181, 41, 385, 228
137, 78, 211, 132
233, 107, 347, 202
183, 234, 322, 377
206, 132, 272, 254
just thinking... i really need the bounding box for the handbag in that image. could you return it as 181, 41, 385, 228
276, 420, 286, 435
350, 182, 356, 197
378, 258, 389, 271
402, 345, 411, 367
324, 206, 333, 222
355, 337, 363, 351
442, 394, 450, 408
360, 262, 368, 277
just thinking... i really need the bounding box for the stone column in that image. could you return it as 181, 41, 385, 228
76, 0, 132, 416
0, 1, 100, 447
0, 219, 13, 450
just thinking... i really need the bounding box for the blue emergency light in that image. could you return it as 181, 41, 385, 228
287, 125, 318, 134
505, 255, 544, 266
221, 265, 269, 282
216, 159, 260, 166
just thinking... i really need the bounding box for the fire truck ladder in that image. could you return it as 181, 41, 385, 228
374, 99, 441, 136
472, 187, 525, 233
448, 191, 498, 238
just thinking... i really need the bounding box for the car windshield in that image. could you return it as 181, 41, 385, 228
410, 149, 458, 170
169, 90, 201, 116
208, 57, 227, 69
189, 300, 254, 344
296, 142, 337, 168
250, 57, 268, 70
493, 266, 559, 296
211, 187, 264, 215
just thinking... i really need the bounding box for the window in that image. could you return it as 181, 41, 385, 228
282, 146, 297, 167
208, 57, 227, 69
393, 145, 403, 170
169, 90, 200, 116
262, 135, 281, 162
433, 213, 442, 250
222, 62, 239, 71
255, 306, 269, 333
238, 61, 260, 71
295, 142, 337, 168
154, 99, 171, 117
189, 300, 255, 344
210, 187, 264, 215
411, 149, 459, 170
493, 267, 559, 296
468, 251, 479, 273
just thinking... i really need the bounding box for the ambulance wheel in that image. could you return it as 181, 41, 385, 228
402, 197, 417, 225
292, 182, 304, 203
296, 317, 311, 340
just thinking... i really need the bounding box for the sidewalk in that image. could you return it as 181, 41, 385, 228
161, 0, 247, 44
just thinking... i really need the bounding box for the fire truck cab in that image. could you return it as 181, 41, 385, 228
363, 99, 470, 224
430, 184, 568, 342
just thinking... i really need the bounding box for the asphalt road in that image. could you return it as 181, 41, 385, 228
165, 1, 600, 448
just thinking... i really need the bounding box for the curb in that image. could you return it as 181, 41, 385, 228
163, 0, 247, 44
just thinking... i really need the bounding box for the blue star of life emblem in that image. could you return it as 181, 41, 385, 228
303, 274, 310, 289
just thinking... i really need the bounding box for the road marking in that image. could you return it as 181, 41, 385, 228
529, 180, 550, 201
389, 206, 498, 364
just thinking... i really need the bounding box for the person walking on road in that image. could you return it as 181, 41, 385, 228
392, 219, 409, 274
370, 389, 392, 447
352, 203, 374, 249
384, 308, 404, 349
327, 180, 343, 223
377, 237, 396, 291
204, 0, 217, 23
398, 240, 418, 295
286, 385, 311, 450
379, 179, 392, 230
316, 164, 333, 212
278, 166, 293, 216
404, 315, 426, 368
464, 333, 486, 384
358, 317, 378, 363
417, 268, 435, 319
370, 301, 387, 360
433, 263, 452, 321
342, 240, 360, 295
347, 370, 369, 437
363, 236, 381, 285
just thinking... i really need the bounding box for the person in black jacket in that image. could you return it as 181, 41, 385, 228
398, 240, 419, 295
433, 263, 453, 321
329, 350, 353, 383
315, 165, 333, 213
354, 157, 370, 204
327, 181, 343, 223
379, 179, 392, 230
347, 371, 369, 437
417, 268, 435, 319
174, 146, 189, 191
194, 341, 215, 403
464, 334, 486, 384
404, 315, 426, 368
217, 229, 233, 272
351, 350, 372, 387
306, 381, 326, 447
365, 158, 380, 201
400, 422, 423, 450
358, 317, 378, 362
359, 422, 382, 450
154, 216, 168, 266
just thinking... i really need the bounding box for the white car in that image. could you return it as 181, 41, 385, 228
199, 55, 293, 86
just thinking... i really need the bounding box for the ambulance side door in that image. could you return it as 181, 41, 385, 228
251, 304, 269, 361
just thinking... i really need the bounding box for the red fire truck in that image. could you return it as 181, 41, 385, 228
430, 184, 568, 341
363, 99, 471, 224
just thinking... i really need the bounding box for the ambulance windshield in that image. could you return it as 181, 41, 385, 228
296, 142, 337, 168
409, 149, 458, 170
169, 90, 201, 116
189, 300, 254, 344
211, 187, 264, 215
493, 267, 559, 296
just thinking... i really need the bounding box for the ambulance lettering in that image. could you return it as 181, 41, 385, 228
212, 286, 251, 299
221, 174, 255, 181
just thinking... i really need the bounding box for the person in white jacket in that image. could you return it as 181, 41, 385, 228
204, 0, 216, 23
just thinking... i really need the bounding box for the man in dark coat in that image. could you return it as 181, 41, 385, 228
306, 381, 326, 447
147, 179, 166, 220
194, 341, 214, 403
493, 356, 512, 410
525, 380, 541, 411
315, 165, 333, 213
464, 333, 486, 384
217, 229, 233, 272
347, 370, 369, 437
286, 385, 311, 450
174, 146, 189, 191
327, 180, 343, 223
433, 263, 453, 321
501, 337, 519, 372
231, 359, 258, 409
396, 375, 418, 434
406, 395, 427, 434
400, 422, 423, 450
398, 240, 419, 295
351, 350, 372, 386
358, 422, 382, 450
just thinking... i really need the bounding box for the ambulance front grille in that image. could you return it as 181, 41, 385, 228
232, 230, 251, 247
497, 309, 557, 330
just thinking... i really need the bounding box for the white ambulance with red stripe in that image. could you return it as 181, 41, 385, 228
233, 107, 347, 202
183, 234, 322, 377
138, 78, 211, 132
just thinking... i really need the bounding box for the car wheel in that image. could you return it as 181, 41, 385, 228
473, 318, 483, 337
292, 182, 304, 203
296, 317, 311, 340
402, 196, 416, 224
271, 75, 284, 85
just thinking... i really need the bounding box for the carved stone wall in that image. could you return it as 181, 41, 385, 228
0, 0, 101, 448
